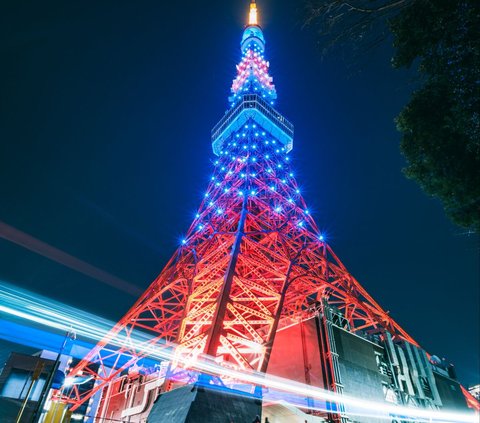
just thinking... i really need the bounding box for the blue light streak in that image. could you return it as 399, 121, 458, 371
0, 281, 476, 422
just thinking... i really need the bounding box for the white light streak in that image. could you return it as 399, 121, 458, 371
0, 281, 477, 423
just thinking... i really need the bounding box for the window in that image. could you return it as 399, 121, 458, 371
1, 369, 46, 401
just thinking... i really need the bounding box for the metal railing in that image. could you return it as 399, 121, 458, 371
211, 94, 294, 143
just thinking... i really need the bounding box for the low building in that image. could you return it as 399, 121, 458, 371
0, 352, 57, 422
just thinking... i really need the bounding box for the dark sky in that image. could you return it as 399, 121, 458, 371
0, 1, 478, 386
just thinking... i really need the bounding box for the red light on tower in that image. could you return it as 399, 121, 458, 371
58, 2, 479, 421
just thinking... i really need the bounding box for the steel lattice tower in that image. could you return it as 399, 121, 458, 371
60, 1, 478, 418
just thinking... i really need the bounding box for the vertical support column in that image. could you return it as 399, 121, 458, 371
317, 301, 348, 423
259, 260, 294, 375
204, 195, 248, 359
415, 347, 442, 407
300, 320, 314, 410
384, 331, 408, 405
317, 243, 348, 422
258, 244, 308, 377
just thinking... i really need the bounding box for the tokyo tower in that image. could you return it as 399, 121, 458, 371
56, 1, 478, 422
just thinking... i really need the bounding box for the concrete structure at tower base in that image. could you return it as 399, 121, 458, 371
147, 384, 261, 423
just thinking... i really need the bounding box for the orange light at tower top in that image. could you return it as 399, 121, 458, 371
59, 0, 480, 418
249, 0, 258, 26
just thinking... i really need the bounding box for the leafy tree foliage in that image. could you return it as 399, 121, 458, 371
391, 0, 480, 231
305, 0, 412, 61
306, 0, 480, 231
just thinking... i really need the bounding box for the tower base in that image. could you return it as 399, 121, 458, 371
147, 384, 262, 423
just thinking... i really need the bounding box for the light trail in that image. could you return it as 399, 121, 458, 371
0, 281, 477, 423
0, 221, 142, 296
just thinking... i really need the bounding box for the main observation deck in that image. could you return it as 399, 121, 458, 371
211, 94, 294, 156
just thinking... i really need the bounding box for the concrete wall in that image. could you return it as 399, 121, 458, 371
433, 372, 470, 411
148, 385, 262, 423
266, 318, 327, 411
332, 327, 390, 423
267, 318, 324, 388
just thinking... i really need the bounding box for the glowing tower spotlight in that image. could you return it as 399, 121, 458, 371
59, 1, 479, 421
249, 0, 258, 26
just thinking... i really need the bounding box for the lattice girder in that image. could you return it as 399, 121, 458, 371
64, 15, 421, 411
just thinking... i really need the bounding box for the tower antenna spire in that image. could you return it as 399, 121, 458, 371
58, 3, 480, 420
248, 0, 258, 26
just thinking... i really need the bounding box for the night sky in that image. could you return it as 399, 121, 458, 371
0, 1, 478, 387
